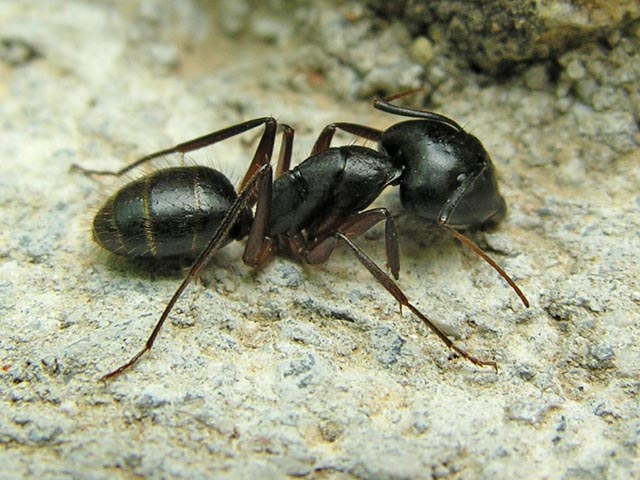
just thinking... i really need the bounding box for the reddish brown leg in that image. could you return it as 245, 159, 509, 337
335, 233, 498, 372
72, 117, 279, 177
275, 125, 294, 179
238, 119, 277, 192
242, 125, 295, 268
311, 123, 383, 155
98, 121, 295, 381
276, 234, 308, 263
99, 163, 274, 382
306, 208, 400, 279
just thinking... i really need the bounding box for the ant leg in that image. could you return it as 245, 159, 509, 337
311, 123, 383, 155
99, 164, 273, 382
100, 122, 290, 380
71, 117, 279, 177
335, 233, 498, 372
275, 124, 294, 178
239, 123, 294, 209
276, 234, 308, 263
306, 208, 400, 279
238, 119, 278, 192
242, 125, 295, 268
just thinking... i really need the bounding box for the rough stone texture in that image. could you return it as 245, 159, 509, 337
366, 0, 640, 74
1, 1, 639, 479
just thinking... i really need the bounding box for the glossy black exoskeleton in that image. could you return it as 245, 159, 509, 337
73, 95, 528, 381
380, 116, 506, 228
313, 96, 508, 230
93, 166, 253, 258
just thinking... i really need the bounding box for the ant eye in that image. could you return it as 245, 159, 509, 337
456, 173, 467, 183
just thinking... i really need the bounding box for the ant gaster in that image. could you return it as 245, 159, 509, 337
73, 93, 528, 381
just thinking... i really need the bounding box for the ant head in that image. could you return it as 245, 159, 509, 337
380, 120, 506, 229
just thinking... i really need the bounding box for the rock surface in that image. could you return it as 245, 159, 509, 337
1, 1, 638, 479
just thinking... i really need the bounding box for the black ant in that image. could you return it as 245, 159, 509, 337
73, 93, 528, 382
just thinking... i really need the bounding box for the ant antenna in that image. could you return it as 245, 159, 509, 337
440, 224, 529, 308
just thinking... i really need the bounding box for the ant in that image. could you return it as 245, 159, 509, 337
73, 92, 528, 382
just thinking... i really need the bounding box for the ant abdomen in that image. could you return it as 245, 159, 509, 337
93, 166, 253, 258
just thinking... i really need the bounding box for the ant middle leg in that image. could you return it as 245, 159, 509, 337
334, 233, 498, 372
296, 210, 496, 370
305, 208, 400, 279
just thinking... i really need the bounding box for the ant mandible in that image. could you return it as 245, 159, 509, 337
73, 92, 528, 382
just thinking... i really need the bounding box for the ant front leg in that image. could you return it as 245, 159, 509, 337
311, 123, 383, 155
71, 117, 279, 177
